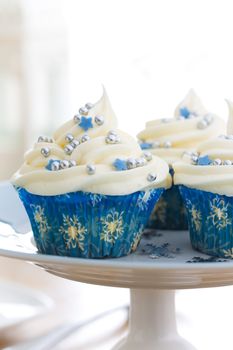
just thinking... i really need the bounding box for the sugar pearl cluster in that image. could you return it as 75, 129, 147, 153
38, 136, 54, 143
140, 140, 172, 150
64, 133, 90, 155
46, 159, 77, 171
183, 151, 233, 166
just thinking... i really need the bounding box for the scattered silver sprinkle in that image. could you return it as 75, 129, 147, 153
94, 115, 104, 126
51, 161, 60, 171
65, 133, 74, 142
223, 160, 232, 165
127, 158, 137, 169
64, 144, 74, 155
143, 151, 152, 161
164, 141, 172, 148
41, 147, 50, 158
152, 141, 160, 148
71, 139, 80, 148
149, 254, 159, 259
108, 130, 118, 137
147, 173, 157, 182
86, 164, 96, 175
60, 160, 70, 169
197, 119, 208, 129
81, 134, 90, 143
79, 106, 88, 115
161, 118, 171, 123
69, 160, 77, 167
213, 158, 222, 165
85, 102, 94, 110
73, 114, 81, 123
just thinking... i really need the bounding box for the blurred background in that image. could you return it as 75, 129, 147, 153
1, 0, 233, 349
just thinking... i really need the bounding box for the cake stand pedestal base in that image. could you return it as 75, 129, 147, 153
113, 289, 196, 350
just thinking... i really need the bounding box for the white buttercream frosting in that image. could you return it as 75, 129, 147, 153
12, 91, 171, 196
174, 99, 233, 196
137, 89, 226, 165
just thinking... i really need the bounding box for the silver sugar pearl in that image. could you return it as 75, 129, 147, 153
60, 160, 70, 169
213, 158, 222, 165
136, 158, 146, 167
65, 133, 74, 142
73, 114, 81, 123
177, 116, 185, 120
143, 151, 152, 161
147, 173, 157, 182
191, 155, 198, 164
105, 134, 120, 144
94, 115, 104, 126
161, 118, 171, 123
108, 130, 118, 137
79, 106, 88, 115
85, 102, 94, 110
219, 134, 226, 139
227, 135, 233, 140
223, 160, 232, 165
41, 147, 50, 158
64, 144, 74, 155
71, 139, 80, 148
86, 164, 96, 175
203, 114, 213, 124
69, 160, 77, 167
126, 158, 137, 169
51, 161, 60, 171
81, 134, 90, 143
38, 136, 45, 142
164, 141, 172, 148
152, 141, 160, 148
197, 119, 208, 129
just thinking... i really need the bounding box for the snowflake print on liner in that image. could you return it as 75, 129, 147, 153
185, 199, 202, 232
207, 198, 231, 229
136, 190, 154, 211
131, 232, 142, 252
100, 209, 124, 243
59, 214, 87, 251
31, 205, 50, 237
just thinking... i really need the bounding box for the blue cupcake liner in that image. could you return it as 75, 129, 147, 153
147, 185, 188, 230
179, 185, 233, 258
15, 187, 164, 259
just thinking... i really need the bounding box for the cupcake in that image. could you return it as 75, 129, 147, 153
11, 90, 171, 258
137, 89, 226, 230
174, 99, 233, 258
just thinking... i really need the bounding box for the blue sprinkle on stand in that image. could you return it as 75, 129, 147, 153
113, 158, 128, 171
197, 155, 212, 166
79, 116, 93, 131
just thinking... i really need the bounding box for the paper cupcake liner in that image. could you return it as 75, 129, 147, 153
15, 187, 164, 258
179, 185, 233, 258
147, 185, 188, 230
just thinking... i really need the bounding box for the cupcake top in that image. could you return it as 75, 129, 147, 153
12, 90, 171, 196
137, 89, 226, 165
174, 99, 233, 196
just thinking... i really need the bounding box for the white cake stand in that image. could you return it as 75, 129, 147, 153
0, 223, 233, 350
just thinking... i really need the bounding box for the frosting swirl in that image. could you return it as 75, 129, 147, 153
174, 99, 233, 196
12, 91, 171, 196
137, 89, 226, 165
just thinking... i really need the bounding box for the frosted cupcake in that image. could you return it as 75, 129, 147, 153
174, 100, 233, 258
12, 90, 171, 258
137, 89, 226, 230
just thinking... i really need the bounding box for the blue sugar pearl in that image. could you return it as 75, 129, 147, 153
113, 159, 128, 171
180, 107, 191, 119
79, 116, 93, 131
197, 155, 212, 166
140, 142, 153, 150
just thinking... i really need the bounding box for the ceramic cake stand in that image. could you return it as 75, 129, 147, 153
1, 223, 233, 350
